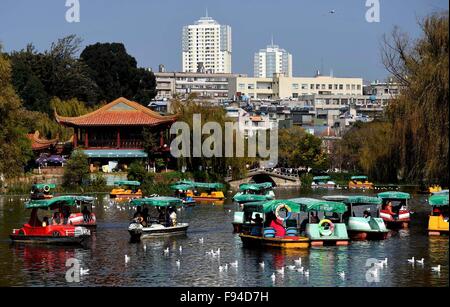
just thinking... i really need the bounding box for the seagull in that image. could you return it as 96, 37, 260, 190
259, 261, 265, 269
216, 248, 220, 256
143, 244, 147, 252
228, 209, 232, 213
381, 258, 388, 266
294, 258, 302, 266
329, 9, 336, 14
287, 265, 296, 270
296, 267, 304, 273
199, 237, 204, 244
271, 273, 276, 283
224, 263, 228, 271
230, 260, 238, 268
416, 258, 424, 265
338, 272, 345, 279
432, 265, 441, 272
304, 270, 310, 277
179, 246, 183, 254
219, 265, 224, 272
80, 268, 90, 276
164, 247, 170, 255
276, 267, 285, 275
407, 257, 415, 264
176, 259, 181, 269
125, 255, 130, 264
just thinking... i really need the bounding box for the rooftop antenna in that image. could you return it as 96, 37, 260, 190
271, 34, 274, 46
320, 57, 324, 75
330, 68, 334, 77
205, 8, 208, 18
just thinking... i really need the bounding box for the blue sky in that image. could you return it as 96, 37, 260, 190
0, 0, 448, 81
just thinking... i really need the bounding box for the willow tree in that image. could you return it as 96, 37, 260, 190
0, 49, 33, 179
381, 11, 449, 185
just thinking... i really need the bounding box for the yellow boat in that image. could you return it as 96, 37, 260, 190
171, 181, 225, 201
348, 175, 374, 189
110, 180, 143, 199
238, 200, 311, 250
428, 192, 449, 236
429, 185, 442, 194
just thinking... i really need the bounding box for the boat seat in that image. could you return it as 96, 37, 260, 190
251, 226, 262, 236
286, 227, 298, 236
263, 227, 276, 238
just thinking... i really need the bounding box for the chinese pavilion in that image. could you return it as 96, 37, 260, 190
55, 97, 177, 168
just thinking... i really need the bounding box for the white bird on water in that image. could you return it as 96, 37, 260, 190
199, 237, 204, 244
176, 259, 181, 269
304, 270, 310, 278
179, 246, 183, 254
338, 272, 345, 279
224, 263, 228, 271
432, 265, 441, 272
143, 244, 147, 252
125, 255, 130, 264
219, 265, 224, 272
230, 260, 238, 268
296, 267, 304, 273
271, 273, 276, 283
259, 261, 265, 269
416, 258, 424, 265
287, 265, 296, 271
164, 247, 170, 255
407, 257, 415, 264
294, 257, 302, 266
276, 267, 285, 275
216, 248, 220, 256
381, 258, 388, 266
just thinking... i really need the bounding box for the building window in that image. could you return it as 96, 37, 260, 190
339, 84, 343, 90
301, 84, 308, 90
310, 84, 314, 90
346, 84, 350, 90
292, 83, 299, 89
321, 84, 326, 89
351, 84, 356, 90
239, 83, 245, 89
316, 84, 320, 89
328, 84, 333, 90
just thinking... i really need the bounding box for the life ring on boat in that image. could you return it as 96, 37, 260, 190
318, 219, 334, 236
275, 203, 292, 221
43, 185, 51, 193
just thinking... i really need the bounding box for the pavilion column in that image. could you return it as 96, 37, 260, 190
73, 128, 78, 148
159, 130, 164, 147
117, 129, 121, 149
84, 130, 89, 148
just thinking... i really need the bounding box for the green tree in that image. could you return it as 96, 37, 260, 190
63, 150, 90, 188
127, 161, 148, 183
80, 42, 157, 104
0, 49, 33, 178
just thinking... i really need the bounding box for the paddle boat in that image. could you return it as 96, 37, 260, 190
429, 185, 443, 194
348, 175, 374, 189
428, 192, 449, 236
128, 197, 189, 242
30, 183, 56, 200
290, 198, 349, 246
378, 191, 412, 229
311, 176, 336, 189
323, 195, 389, 240
238, 200, 310, 249
10, 196, 91, 245
233, 182, 275, 204
170, 182, 196, 206
172, 180, 225, 201
110, 180, 143, 199
67, 196, 97, 229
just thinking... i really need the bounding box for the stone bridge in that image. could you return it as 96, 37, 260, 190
227, 169, 301, 188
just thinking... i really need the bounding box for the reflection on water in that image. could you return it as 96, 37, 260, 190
0, 189, 448, 287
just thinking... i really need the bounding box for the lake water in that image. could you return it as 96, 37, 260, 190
0, 188, 448, 287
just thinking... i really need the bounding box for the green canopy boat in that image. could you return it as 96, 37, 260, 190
289, 198, 349, 246
130, 197, 183, 207
233, 182, 275, 205
377, 191, 411, 200
429, 194, 449, 207
351, 176, 368, 180
323, 195, 388, 240
172, 180, 225, 201
243, 199, 306, 214
32, 183, 57, 190
25, 195, 94, 209
114, 180, 141, 186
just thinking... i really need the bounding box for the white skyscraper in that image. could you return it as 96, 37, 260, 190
254, 39, 292, 78
182, 13, 232, 73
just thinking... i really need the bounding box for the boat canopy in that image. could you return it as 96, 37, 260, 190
239, 182, 273, 191
25, 195, 94, 209
290, 198, 347, 214
243, 199, 307, 214
32, 183, 56, 190
323, 195, 382, 205
429, 194, 449, 207
175, 180, 224, 190
313, 176, 331, 181
170, 183, 194, 191
431, 189, 449, 195
114, 180, 141, 186
234, 194, 270, 202
377, 191, 411, 200
350, 176, 368, 180
130, 197, 183, 207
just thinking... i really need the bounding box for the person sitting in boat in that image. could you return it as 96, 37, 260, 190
51, 211, 62, 225
266, 212, 286, 237
157, 207, 165, 224
82, 206, 91, 222
142, 207, 149, 226
169, 207, 177, 226
299, 217, 309, 235
132, 213, 144, 225
252, 214, 263, 226
363, 210, 372, 218
310, 212, 320, 224
28, 208, 42, 226
42, 216, 49, 227
62, 206, 71, 225
383, 202, 398, 219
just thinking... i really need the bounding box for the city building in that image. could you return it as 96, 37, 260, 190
229, 74, 364, 100
254, 40, 292, 78
155, 71, 246, 102
182, 13, 232, 73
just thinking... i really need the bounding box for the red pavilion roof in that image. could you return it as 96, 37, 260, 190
55, 97, 177, 127
27, 131, 58, 151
